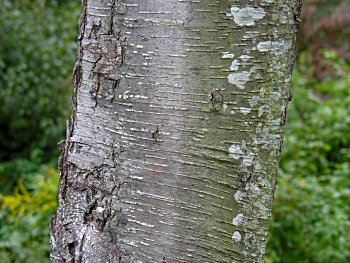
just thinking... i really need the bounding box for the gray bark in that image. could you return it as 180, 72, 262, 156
50, 0, 302, 262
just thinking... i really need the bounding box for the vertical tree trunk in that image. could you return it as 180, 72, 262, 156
50, 0, 302, 262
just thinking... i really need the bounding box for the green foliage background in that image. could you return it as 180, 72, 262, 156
0, 0, 349, 262
0, 0, 78, 163
266, 54, 350, 263
0, 0, 80, 262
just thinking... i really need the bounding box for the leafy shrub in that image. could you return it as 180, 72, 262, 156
266, 54, 350, 263
0, 149, 47, 195
0, 165, 58, 263
0, 0, 79, 261
0, 0, 80, 161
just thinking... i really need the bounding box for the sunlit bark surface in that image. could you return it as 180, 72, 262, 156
50, 0, 302, 262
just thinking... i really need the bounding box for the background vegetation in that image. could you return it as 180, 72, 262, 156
0, 1, 79, 262
0, 0, 349, 262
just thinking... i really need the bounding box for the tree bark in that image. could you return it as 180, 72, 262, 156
50, 0, 302, 262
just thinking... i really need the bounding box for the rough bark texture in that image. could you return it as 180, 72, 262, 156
50, 0, 302, 262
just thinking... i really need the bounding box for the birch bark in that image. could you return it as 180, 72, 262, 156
50, 0, 302, 262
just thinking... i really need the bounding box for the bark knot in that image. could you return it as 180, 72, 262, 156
208, 89, 224, 111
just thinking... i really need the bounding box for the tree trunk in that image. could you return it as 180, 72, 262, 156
50, 0, 302, 262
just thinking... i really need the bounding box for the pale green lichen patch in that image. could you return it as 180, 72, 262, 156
227, 6, 266, 26
232, 231, 242, 243
257, 41, 291, 55
258, 104, 270, 117
232, 213, 245, 226
228, 145, 243, 160
239, 107, 251, 115
249, 96, 260, 107
234, 190, 246, 203
227, 71, 251, 89
228, 140, 255, 168
242, 153, 254, 167
222, 52, 235, 59
270, 92, 281, 101
239, 54, 253, 61
230, 60, 239, 71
